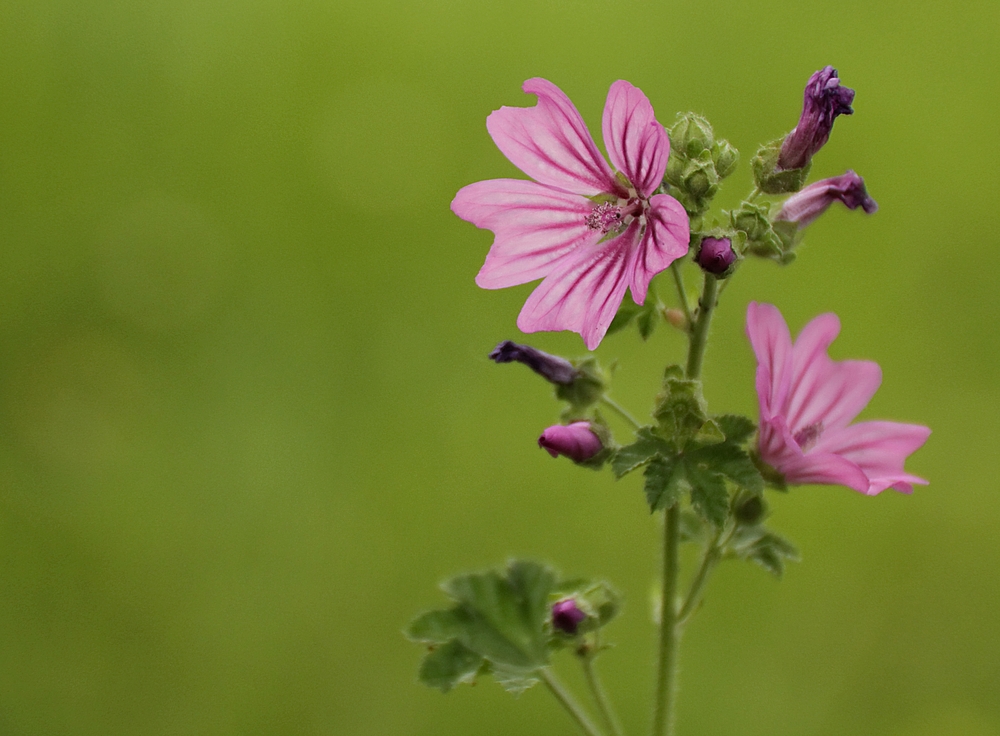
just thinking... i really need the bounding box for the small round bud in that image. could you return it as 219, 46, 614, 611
552, 599, 587, 635
735, 495, 767, 525
538, 422, 603, 462
696, 237, 736, 276
663, 308, 688, 331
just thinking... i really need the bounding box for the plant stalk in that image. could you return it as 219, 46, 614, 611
542, 668, 607, 736
582, 654, 624, 736
685, 274, 719, 381
650, 505, 682, 736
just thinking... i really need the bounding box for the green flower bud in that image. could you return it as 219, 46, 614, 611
713, 139, 739, 179
670, 112, 715, 159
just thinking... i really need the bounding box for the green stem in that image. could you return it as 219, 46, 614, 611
685, 274, 719, 381
582, 654, 624, 736
600, 396, 643, 430
677, 536, 721, 627
747, 186, 763, 202
542, 668, 607, 736
651, 505, 682, 736
669, 262, 694, 327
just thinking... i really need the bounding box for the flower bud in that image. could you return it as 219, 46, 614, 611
552, 598, 587, 635
713, 139, 739, 179
777, 66, 855, 171
775, 170, 878, 229
538, 422, 603, 462
695, 237, 736, 276
734, 494, 767, 525
670, 112, 715, 158
489, 340, 579, 385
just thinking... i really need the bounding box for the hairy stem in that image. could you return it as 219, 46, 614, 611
582, 654, 624, 736
650, 505, 682, 736
542, 668, 607, 736
685, 274, 719, 381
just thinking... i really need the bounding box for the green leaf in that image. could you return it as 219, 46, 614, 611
441, 560, 556, 670
683, 458, 729, 527
715, 414, 756, 444
637, 306, 657, 340
679, 510, 707, 543
606, 302, 643, 336
612, 428, 670, 478
730, 527, 801, 578
406, 609, 463, 643
694, 418, 725, 445
418, 640, 483, 692
491, 666, 539, 696
689, 442, 764, 494
644, 455, 686, 512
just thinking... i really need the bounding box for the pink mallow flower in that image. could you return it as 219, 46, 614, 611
538, 422, 603, 463
746, 302, 929, 495
452, 79, 690, 350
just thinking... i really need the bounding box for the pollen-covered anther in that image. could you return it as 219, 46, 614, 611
585, 202, 625, 233
793, 422, 824, 451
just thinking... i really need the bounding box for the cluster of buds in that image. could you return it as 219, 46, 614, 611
664, 113, 739, 217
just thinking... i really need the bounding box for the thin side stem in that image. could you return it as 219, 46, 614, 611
650, 505, 682, 736
746, 186, 763, 202
582, 655, 624, 736
600, 396, 643, 430
685, 274, 719, 381
677, 537, 721, 627
541, 668, 607, 736
669, 262, 694, 327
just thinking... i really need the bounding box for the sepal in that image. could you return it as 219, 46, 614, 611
751, 137, 810, 194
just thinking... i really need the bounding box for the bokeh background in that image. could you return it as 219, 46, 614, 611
1, 0, 998, 734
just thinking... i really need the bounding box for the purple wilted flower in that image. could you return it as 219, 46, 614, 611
777, 67, 855, 171
452, 79, 690, 350
488, 340, 578, 384
746, 302, 930, 495
538, 422, 603, 462
695, 237, 736, 275
775, 171, 878, 228
552, 599, 587, 635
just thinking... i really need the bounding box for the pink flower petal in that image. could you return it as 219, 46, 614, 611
815, 421, 930, 494
601, 81, 670, 198
784, 312, 881, 432
486, 78, 622, 197
516, 220, 640, 350
628, 194, 690, 304
451, 179, 601, 288
778, 451, 872, 493
746, 302, 794, 421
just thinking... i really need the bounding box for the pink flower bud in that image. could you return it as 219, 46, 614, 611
538, 422, 603, 462
775, 170, 878, 228
552, 598, 587, 635
778, 66, 855, 171
695, 237, 736, 275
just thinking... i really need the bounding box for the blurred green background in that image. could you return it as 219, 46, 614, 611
1, 0, 997, 734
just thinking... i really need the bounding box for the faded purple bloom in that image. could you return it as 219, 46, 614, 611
552, 598, 587, 635
538, 422, 603, 462
777, 67, 855, 171
489, 340, 578, 385
775, 171, 878, 228
747, 302, 929, 495
695, 237, 736, 275
452, 79, 690, 350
